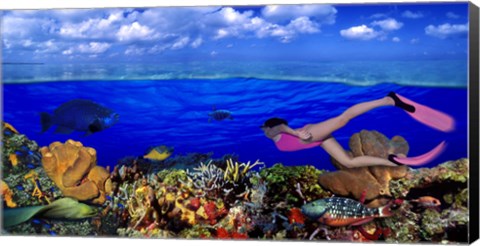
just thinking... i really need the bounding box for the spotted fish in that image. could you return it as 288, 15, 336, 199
208, 106, 233, 122
301, 197, 393, 227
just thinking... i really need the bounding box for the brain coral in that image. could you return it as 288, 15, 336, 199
40, 139, 111, 204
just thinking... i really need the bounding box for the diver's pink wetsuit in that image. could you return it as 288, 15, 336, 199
275, 133, 322, 152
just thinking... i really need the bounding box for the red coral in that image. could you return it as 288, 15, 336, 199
231, 231, 249, 239
188, 197, 201, 211
216, 228, 230, 239
204, 201, 217, 220
288, 207, 305, 224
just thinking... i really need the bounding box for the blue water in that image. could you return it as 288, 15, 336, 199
3, 78, 467, 171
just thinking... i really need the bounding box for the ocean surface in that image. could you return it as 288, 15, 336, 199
2, 62, 468, 171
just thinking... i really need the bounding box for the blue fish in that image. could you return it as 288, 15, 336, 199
31, 219, 41, 225
117, 203, 125, 209
208, 106, 233, 122
40, 99, 119, 136
16, 185, 24, 191
4, 130, 13, 136
106, 195, 112, 201
27, 164, 36, 169
48, 230, 57, 236
43, 223, 52, 229
15, 151, 23, 155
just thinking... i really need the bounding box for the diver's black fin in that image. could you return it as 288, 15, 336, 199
388, 92, 415, 113
54, 126, 74, 134
40, 112, 53, 133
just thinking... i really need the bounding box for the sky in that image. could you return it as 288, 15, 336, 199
1, 2, 469, 63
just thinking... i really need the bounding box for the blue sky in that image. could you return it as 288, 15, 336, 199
1, 2, 469, 63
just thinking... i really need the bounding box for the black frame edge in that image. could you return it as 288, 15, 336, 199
469, 1, 480, 244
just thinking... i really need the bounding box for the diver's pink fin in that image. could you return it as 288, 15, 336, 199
389, 92, 455, 132
388, 141, 446, 166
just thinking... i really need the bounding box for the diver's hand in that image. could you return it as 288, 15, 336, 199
297, 129, 313, 141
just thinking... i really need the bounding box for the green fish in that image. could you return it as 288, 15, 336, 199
3, 197, 97, 228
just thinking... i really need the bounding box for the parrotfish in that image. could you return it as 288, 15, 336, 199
143, 145, 174, 161
209, 106, 233, 122
40, 99, 119, 136
301, 197, 393, 227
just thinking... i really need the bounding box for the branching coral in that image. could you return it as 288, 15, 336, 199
188, 160, 225, 193
223, 159, 264, 183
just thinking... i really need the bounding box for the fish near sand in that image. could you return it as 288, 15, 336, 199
40, 99, 119, 136
301, 197, 394, 227
143, 145, 174, 161
209, 106, 233, 122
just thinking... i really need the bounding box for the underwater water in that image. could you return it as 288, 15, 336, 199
3, 76, 468, 171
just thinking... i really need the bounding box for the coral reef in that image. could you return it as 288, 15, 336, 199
40, 140, 112, 204
1, 124, 470, 243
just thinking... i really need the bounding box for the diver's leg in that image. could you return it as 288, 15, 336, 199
304, 97, 394, 141
320, 137, 397, 168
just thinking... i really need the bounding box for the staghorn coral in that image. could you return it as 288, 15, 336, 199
40, 139, 112, 204
223, 159, 264, 183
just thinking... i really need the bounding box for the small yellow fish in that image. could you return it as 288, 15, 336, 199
143, 145, 173, 161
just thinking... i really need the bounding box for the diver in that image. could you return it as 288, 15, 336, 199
261, 92, 454, 168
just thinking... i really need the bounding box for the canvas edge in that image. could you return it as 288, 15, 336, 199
469, 1, 480, 244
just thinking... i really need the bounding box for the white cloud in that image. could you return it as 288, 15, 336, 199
446, 12, 460, 19
62, 49, 73, 55
340, 25, 379, 40
59, 12, 122, 39
410, 38, 419, 44
77, 42, 111, 53
392, 37, 400, 42
191, 37, 203, 48
261, 5, 337, 24
402, 10, 424, 19
116, 22, 158, 42
371, 18, 403, 31
369, 13, 388, 19
210, 51, 218, 56
425, 23, 468, 39
124, 46, 145, 56
171, 37, 190, 50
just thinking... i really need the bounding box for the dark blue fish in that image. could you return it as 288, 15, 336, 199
48, 230, 57, 236
15, 151, 23, 155
117, 203, 125, 209
4, 130, 13, 136
106, 195, 112, 201
16, 185, 24, 191
27, 164, 36, 169
40, 99, 119, 136
208, 106, 233, 122
43, 223, 52, 229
